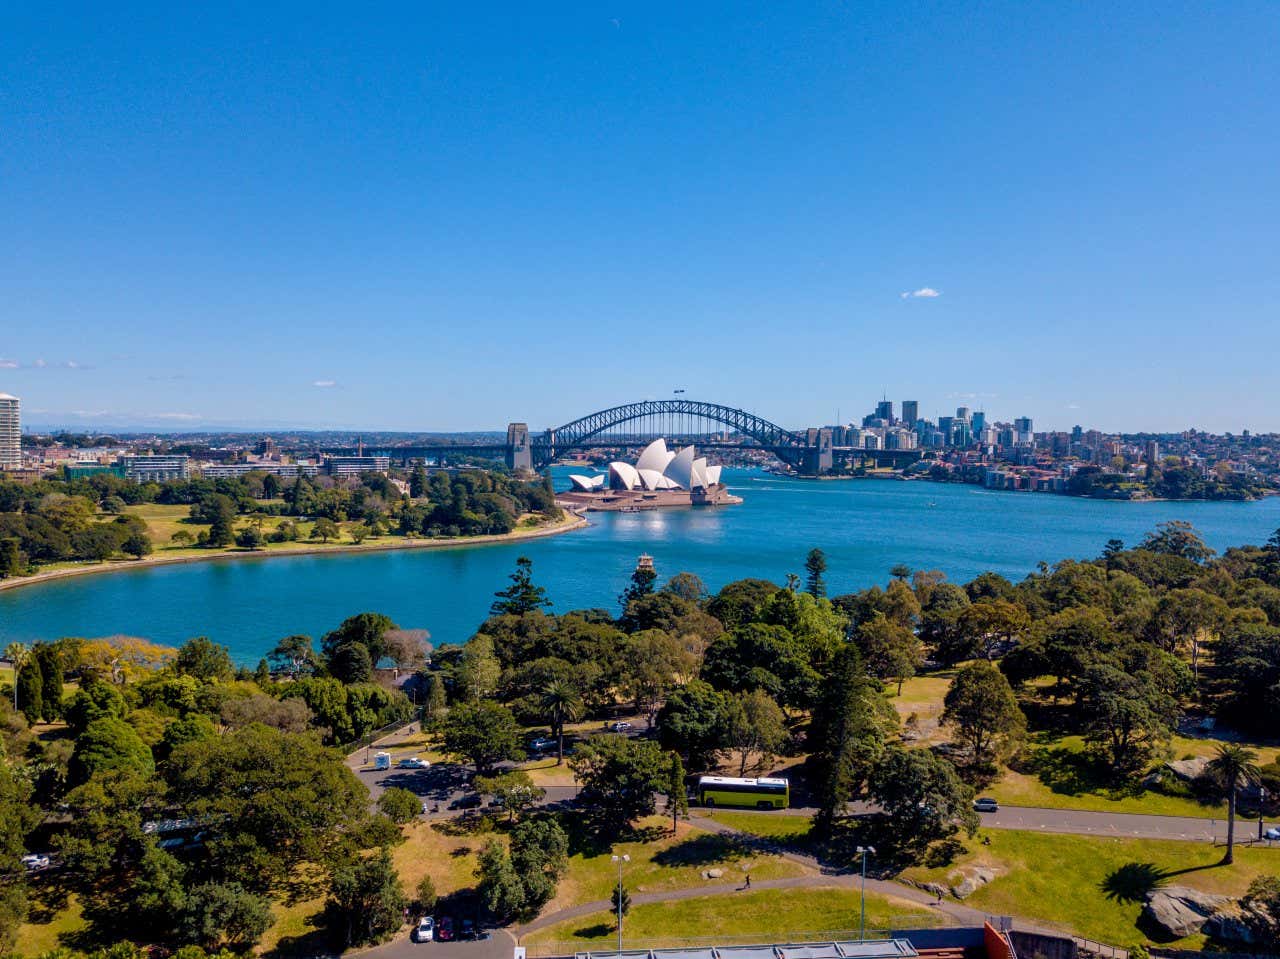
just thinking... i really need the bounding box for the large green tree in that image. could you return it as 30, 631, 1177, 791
569, 735, 668, 832
327, 849, 407, 947
441, 701, 523, 774
941, 660, 1026, 767
868, 746, 979, 853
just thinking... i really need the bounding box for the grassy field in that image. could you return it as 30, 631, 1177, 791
549, 816, 812, 912
900, 827, 1280, 947
890, 671, 955, 747
523, 887, 943, 948
699, 810, 815, 846
15, 892, 86, 955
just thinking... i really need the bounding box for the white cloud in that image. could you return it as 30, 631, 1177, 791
900, 287, 941, 299
312, 379, 338, 388
0, 357, 92, 370
1066, 403, 1081, 410
150, 412, 202, 421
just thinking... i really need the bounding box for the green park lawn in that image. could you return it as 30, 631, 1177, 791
549, 816, 812, 913
524, 887, 943, 948
988, 734, 1232, 818
699, 810, 815, 846
900, 828, 1280, 948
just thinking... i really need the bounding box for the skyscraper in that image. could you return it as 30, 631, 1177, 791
971, 411, 986, 436
875, 399, 894, 423
0, 393, 19, 468
901, 400, 919, 427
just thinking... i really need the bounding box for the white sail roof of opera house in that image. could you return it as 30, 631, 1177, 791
635, 438, 677, 473
596, 438, 724, 492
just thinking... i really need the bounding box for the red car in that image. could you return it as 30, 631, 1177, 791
437, 917, 454, 941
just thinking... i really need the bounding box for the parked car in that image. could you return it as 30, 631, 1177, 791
609, 721, 633, 733
460, 918, 476, 940
451, 794, 482, 810
528, 737, 556, 753
21, 854, 50, 871
414, 916, 435, 942
973, 797, 999, 813
398, 757, 429, 769
1265, 827, 1280, 841
437, 917, 454, 941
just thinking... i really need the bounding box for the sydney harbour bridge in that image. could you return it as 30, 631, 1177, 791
324, 399, 921, 476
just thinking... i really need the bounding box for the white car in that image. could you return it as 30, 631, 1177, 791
414, 916, 435, 942
528, 737, 556, 753
609, 721, 633, 733
398, 757, 429, 769
1265, 827, 1280, 841
21, 854, 50, 871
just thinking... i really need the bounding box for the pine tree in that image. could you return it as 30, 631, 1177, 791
663, 751, 690, 833
809, 644, 889, 836
804, 548, 828, 598
490, 556, 551, 615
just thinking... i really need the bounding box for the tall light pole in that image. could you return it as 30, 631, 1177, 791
611, 854, 630, 952
857, 845, 876, 942
1261, 786, 1268, 841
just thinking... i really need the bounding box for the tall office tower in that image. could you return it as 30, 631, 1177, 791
955, 406, 971, 422
938, 415, 955, 445
1071, 424, 1084, 444
901, 400, 919, 427
0, 393, 19, 468
971, 411, 986, 436
875, 399, 894, 423
1013, 416, 1034, 447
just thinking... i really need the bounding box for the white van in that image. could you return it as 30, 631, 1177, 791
373, 751, 391, 770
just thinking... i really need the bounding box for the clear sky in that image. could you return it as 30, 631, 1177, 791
2, 3, 1277, 434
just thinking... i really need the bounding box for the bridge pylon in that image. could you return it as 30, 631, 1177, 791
505, 423, 532, 471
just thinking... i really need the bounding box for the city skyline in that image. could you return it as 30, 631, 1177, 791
4, 4, 1279, 433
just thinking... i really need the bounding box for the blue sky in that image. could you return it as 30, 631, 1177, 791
2, 2, 1277, 434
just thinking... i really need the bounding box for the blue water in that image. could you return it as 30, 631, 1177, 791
2, 469, 1278, 663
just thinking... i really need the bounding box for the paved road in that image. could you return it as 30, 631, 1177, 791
349, 729, 1280, 846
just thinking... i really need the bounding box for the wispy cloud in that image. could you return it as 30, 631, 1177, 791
312, 379, 338, 388
150, 412, 202, 421
0, 357, 93, 370
900, 287, 941, 299
948, 391, 999, 401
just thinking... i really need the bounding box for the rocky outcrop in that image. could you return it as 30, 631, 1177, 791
1164, 757, 1210, 783
951, 867, 996, 900
1143, 886, 1230, 938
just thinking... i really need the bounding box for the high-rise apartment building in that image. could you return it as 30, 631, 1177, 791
0, 393, 19, 468
901, 400, 919, 427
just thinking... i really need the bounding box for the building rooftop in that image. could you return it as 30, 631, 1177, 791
567, 940, 918, 959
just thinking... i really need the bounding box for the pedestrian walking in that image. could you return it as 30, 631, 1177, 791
744, 872, 751, 889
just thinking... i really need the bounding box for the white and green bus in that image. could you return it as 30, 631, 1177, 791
696, 775, 790, 810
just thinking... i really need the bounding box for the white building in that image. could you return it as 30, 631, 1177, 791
0, 393, 20, 468
570, 438, 722, 493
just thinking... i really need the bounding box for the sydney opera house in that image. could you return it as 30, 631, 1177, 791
559, 439, 741, 511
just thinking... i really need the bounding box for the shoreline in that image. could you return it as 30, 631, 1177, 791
0, 512, 590, 595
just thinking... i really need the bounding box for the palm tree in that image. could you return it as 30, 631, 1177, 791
4, 642, 30, 711
1208, 743, 1260, 864
540, 679, 584, 766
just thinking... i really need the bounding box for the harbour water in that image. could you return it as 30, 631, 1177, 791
2, 469, 1278, 663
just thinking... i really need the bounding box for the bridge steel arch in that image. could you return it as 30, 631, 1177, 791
529, 399, 809, 469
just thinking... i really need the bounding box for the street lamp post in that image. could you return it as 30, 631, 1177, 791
857, 845, 876, 942
611, 854, 630, 953
1261, 786, 1268, 841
